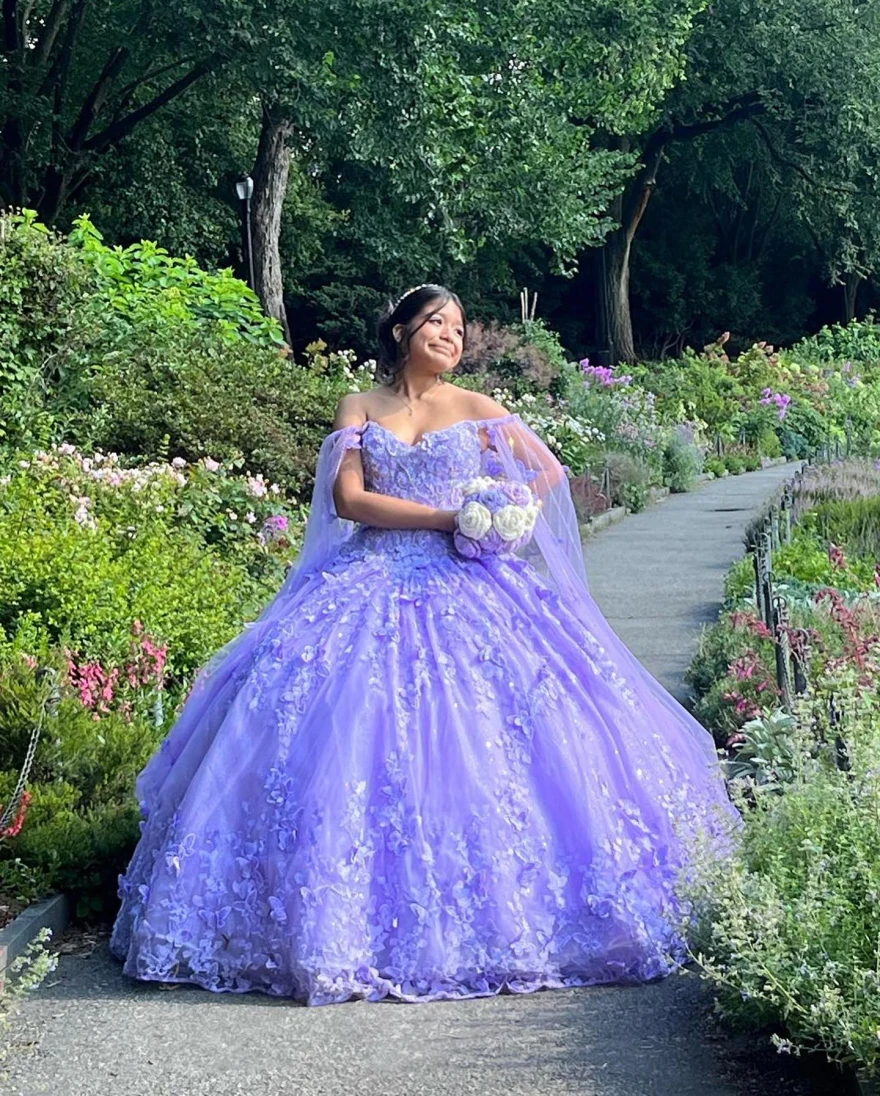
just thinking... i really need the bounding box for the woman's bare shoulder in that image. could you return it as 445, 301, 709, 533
332, 392, 368, 430
461, 390, 512, 421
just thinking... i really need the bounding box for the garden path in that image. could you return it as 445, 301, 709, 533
5, 461, 846, 1096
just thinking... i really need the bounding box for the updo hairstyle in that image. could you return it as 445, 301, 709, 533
375, 284, 468, 386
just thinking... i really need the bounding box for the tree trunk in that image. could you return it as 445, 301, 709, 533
843, 271, 861, 323
595, 146, 662, 365
252, 103, 293, 346
597, 214, 637, 365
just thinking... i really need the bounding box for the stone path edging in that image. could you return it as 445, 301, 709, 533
0, 894, 72, 994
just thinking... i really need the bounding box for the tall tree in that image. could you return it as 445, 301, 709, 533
591, 0, 880, 362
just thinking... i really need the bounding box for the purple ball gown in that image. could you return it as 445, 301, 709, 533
110, 413, 738, 1006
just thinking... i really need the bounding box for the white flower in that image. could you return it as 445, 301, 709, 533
18, 460, 30, 468
171, 457, 187, 469
246, 474, 268, 498
524, 503, 540, 530
202, 457, 221, 472
245, 510, 257, 524
461, 476, 496, 494
493, 504, 527, 541
227, 510, 238, 521
457, 501, 493, 539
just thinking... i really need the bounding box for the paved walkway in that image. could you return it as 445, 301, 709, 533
5, 462, 846, 1096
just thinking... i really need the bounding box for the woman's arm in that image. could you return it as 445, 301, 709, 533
331, 395, 458, 532
470, 393, 565, 494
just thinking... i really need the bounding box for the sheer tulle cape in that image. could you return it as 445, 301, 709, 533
135, 412, 717, 811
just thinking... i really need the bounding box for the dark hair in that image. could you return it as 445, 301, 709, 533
376, 284, 468, 385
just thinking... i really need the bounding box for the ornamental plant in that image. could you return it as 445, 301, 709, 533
0, 442, 305, 680
681, 694, 880, 1078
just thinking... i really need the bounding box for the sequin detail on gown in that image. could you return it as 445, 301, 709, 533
109, 416, 737, 1005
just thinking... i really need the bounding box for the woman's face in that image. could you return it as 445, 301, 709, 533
395, 298, 465, 375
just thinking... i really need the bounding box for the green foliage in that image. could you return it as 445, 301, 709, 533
704, 455, 727, 478
68, 320, 358, 499
778, 403, 828, 460
604, 451, 652, 512
772, 533, 876, 593
68, 215, 284, 347
810, 498, 880, 562
0, 769, 143, 918
722, 709, 801, 791
791, 315, 880, 367
0, 211, 93, 450
0, 438, 306, 916
662, 430, 703, 492
0, 210, 370, 493
723, 556, 754, 603
0, 926, 58, 1061
683, 699, 880, 1076
0, 443, 303, 676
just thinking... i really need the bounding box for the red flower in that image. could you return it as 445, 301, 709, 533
0, 790, 32, 839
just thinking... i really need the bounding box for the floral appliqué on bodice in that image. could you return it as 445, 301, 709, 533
333, 417, 487, 569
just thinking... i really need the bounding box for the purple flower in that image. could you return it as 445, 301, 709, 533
453, 531, 482, 559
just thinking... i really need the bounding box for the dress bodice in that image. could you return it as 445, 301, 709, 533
359, 418, 485, 507
332, 418, 489, 571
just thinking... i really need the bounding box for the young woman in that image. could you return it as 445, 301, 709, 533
110, 284, 738, 1006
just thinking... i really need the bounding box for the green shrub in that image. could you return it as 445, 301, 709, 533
772, 532, 876, 593
0, 770, 143, 918
757, 427, 782, 458
662, 430, 704, 492
604, 451, 651, 512
0, 210, 379, 494
0, 210, 93, 450
683, 700, 880, 1077
724, 454, 746, 475
704, 455, 727, 478
790, 313, 880, 367
0, 443, 305, 677
723, 555, 755, 603
66, 321, 368, 498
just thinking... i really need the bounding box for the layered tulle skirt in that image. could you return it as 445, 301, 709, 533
110, 526, 738, 1006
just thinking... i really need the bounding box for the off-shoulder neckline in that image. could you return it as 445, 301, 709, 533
331, 412, 520, 449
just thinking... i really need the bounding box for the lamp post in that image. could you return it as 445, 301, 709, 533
235, 175, 255, 292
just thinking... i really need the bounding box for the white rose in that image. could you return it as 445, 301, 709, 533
493, 504, 527, 541
523, 504, 540, 530
461, 476, 495, 495
457, 501, 493, 539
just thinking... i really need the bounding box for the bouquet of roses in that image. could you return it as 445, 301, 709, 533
452, 476, 542, 560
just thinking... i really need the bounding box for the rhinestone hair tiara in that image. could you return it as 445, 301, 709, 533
390, 283, 441, 312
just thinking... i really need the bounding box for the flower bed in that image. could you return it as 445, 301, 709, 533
682, 459, 880, 1079
0, 443, 305, 918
